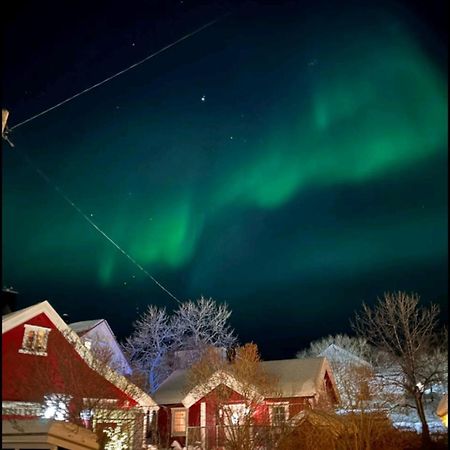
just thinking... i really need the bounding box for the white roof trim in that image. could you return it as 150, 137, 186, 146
2, 301, 157, 409
182, 370, 264, 409
317, 357, 340, 403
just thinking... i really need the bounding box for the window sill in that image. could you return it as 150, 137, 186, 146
19, 348, 48, 356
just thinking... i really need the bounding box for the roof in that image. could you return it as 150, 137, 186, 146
2, 301, 67, 333
153, 369, 190, 405
437, 394, 448, 417
2, 300, 157, 409
319, 344, 372, 368
260, 358, 334, 398
153, 357, 337, 407
69, 319, 104, 335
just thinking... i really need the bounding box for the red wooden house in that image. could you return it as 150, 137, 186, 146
2, 300, 159, 449
153, 357, 339, 448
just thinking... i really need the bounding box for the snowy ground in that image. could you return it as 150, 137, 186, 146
390, 410, 446, 434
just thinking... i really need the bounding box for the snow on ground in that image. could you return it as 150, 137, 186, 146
390, 410, 446, 434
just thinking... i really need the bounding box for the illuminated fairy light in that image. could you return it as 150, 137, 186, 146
103, 426, 129, 450
42, 394, 70, 421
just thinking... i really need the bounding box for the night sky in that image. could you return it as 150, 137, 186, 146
2, 0, 448, 359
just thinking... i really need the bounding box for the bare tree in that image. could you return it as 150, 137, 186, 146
172, 296, 237, 366
123, 306, 174, 393
352, 291, 444, 448
296, 333, 374, 362
123, 297, 238, 392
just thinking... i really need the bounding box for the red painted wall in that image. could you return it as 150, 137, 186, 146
2, 313, 136, 408
189, 402, 200, 427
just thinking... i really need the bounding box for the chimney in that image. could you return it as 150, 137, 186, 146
2, 287, 18, 315
61, 313, 71, 324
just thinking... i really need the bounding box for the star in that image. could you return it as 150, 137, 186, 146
201, 95, 206, 102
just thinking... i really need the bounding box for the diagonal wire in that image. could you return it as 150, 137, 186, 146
10, 13, 229, 131
13, 145, 182, 304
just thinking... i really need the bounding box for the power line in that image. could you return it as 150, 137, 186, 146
13, 145, 182, 304
5, 11, 232, 302
10, 13, 229, 131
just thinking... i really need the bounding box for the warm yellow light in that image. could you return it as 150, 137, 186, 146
441, 414, 448, 428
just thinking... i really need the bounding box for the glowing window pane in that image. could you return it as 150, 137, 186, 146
172, 409, 186, 435
20, 325, 50, 355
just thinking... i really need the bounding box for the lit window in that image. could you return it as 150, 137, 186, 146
171, 408, 187, 436
19, 324, 51, 355
270, 404, 288, 425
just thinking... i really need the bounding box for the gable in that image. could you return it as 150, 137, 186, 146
79, 321, 132, 375
2, 301, 156, 408
2, 315, 133, 404
182, 370, 264, 408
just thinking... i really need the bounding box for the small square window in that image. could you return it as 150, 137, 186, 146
270, 404, 288, 426
19, 324, 51, 356
171, 408, 187, 436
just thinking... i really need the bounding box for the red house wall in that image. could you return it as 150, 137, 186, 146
189, 402, 200, 427
2, 312, 136, 408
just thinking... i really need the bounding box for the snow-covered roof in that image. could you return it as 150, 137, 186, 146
69, 319, 104, 335
319, 344, 371, 368
2, 419, 99, 449
261, 357, 336, 397
2, 301, 67, 333
153, 370, 189, 405
153, 357, 338, 406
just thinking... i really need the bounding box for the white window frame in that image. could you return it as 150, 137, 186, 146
171, 407, 187, 436
268, 402, 289, 425
19, 324, 51, 356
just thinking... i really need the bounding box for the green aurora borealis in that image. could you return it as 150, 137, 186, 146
3, 3, 447, 357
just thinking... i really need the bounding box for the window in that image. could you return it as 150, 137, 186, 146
19, 324, 51, 355
171, 408, 187, 436
269, 404, 288, 425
